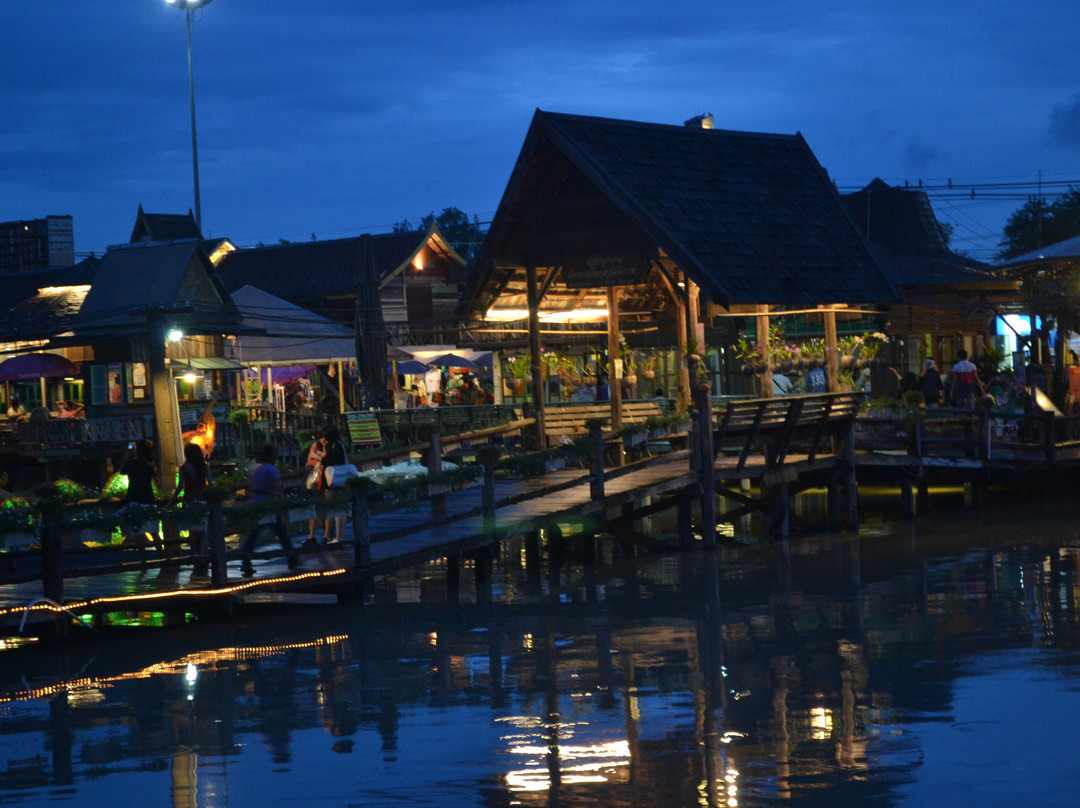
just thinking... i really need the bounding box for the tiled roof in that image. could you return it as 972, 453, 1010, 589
75, 240, 239, 336
0, 256, 99, 341
216, 232, 430, 303
463, 110, 896, 310
130, 205, 201, 243
841, 179, 949, 256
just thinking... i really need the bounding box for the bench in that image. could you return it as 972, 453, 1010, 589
534, 401, 664, 445
713, 392, 863, 470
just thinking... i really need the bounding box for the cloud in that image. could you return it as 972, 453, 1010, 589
904, 135, 939, 171
1048, 94, 1080, 153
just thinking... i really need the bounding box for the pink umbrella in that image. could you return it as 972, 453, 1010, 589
0, 353, 80, 382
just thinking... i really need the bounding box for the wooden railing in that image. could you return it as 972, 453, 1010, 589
854, 406, 1080, 466
15, 416, 156, 451
712, 392, 864, 470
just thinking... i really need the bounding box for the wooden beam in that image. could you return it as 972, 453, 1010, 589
607, 286, 623, 436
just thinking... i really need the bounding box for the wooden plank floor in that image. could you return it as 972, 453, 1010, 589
0, 453, 698, 619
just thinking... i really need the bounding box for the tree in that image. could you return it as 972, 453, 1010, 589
394, 206, 486, 261
998, 188, 1080, 260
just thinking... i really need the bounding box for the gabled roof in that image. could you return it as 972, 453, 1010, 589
130, 204, 202, 243
461, 109, 896, 314
228, 285, 355, 364
1000, 232, 1080, 267
841, 178, 950, 255
840, 180, 1008, 292
0, 256, 99, 343
74, 240, 241, 337
215, 225, 466, 304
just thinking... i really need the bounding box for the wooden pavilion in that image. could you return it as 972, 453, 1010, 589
457, 110, 899, 442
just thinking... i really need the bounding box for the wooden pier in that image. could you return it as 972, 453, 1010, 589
5, 392, 1080, 640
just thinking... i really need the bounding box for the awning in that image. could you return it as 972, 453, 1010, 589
0, 352, 80, 382
187, 357, 245, 371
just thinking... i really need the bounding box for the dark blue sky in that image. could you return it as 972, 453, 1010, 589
3, 0, 1078, 262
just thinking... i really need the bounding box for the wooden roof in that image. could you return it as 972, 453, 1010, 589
130, 204, 202, 243
73, 240, 241, 338
215, 224, 466, 305
460, 110, 897, 319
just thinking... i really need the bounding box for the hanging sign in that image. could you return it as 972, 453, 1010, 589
563, 252, 649, 289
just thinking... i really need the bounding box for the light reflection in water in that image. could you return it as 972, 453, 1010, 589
0, 500, 1079, 806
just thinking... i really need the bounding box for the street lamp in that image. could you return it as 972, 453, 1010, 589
164, 0, 214, 233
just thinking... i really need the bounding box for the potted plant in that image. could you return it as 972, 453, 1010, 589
640, 352, 658, 380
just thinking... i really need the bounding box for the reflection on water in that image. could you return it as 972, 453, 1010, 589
2, 497, 1080, 806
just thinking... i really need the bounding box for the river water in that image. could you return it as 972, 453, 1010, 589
1, 494, 1079, 807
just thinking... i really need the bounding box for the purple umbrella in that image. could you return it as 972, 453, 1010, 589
0, 353, 80, 382
428, 353, 478, 370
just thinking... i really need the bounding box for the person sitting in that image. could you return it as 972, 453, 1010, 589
58, 400, 85, 418
5, 396, 28, 422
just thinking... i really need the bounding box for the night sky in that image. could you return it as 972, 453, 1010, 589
3, 0, 1078, 262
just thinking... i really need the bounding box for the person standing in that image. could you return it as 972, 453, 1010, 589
949, 350, 984, 409
120, 439, 161, 552
171, 442, 212, 574
918, 358, 945, 406
241, 444, 300, 572
315, 425, 347, 545
304, 433, 330, 545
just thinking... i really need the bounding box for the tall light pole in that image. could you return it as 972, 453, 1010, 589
165, 0, 213, 233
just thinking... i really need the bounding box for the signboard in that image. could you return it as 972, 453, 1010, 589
563, 252, 649, 289
346, 411, 382, 446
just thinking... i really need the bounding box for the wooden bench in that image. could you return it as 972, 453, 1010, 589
713, 392, 863, 471
536, 401, 664, 445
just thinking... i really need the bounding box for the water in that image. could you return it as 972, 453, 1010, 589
2, 496, 1079, 807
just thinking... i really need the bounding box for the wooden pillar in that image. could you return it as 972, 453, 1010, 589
148, 330, 183, 496
756, 304, 774, 398
900, 479, 916, 518
40, 503, 63, 605
824, 307, 840, 393
427, 430, 445, 520
769, 482, 790, 539
694, 380, 717, 549
673, 280, 690, 413
446, 553, 461, 603
842, 421, 858, 529
337, 360, 345, 414
607, 285, 623, 434
479, 446, 498, 534
589, 423, 605, 500
208, 501, 227, 587
526, 265, 545, 446
473, 548, 493, 606
678, 491, 694, 550
351, 484, 371, 567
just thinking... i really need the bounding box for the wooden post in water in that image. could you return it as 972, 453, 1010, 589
208, 501, 227, 587
39, 502, 63, 605
678, 492, 694, 550
446, 553, 461, 603
350, 481, 372, 567
693, 376, 717, 549
479, 445, 499, 534
427, 429, 445, 520
472, 548, 493, 606
589, 422, 605, 500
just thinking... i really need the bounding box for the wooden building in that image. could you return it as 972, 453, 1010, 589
840, 179, 1020, 376
215, 223, 467, 344
457, 109, 900, 429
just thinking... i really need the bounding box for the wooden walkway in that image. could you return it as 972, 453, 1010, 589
0, 452, 697, 633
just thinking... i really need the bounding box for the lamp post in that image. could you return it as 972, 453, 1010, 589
164, 0, 213, 233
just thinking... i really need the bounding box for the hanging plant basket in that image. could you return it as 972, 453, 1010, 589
582, 375, 597, 386
642, 369, 655, 380
624, 374, 637, 385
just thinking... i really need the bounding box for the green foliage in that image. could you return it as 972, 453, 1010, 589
998, 189, 1080, 260
393, 206, 486, 261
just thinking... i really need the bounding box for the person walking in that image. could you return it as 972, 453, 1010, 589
918, 358, 945, 406
171, 442, 212, 574
241, 444, 300, 573
949, 350, 984, 409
